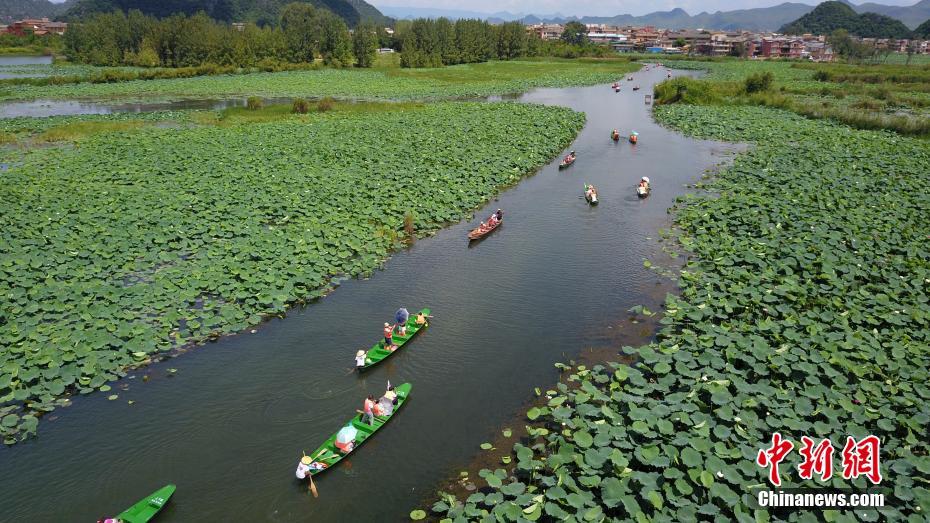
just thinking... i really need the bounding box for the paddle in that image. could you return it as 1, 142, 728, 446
303, 447, 333, 498
308, 472, 318, 498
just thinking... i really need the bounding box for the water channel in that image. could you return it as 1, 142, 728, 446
0, 65, 738, 521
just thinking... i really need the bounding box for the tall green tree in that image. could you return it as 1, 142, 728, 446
320, 12, 352, 67
496, 22, 526, 60
561, 21, 587, 46
280, 2, 320, 63
352, 21, 378, 67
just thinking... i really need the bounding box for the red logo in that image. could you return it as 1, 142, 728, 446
756, 432, 794, 486
798, 436, 834, 482
841, 435, 883, 485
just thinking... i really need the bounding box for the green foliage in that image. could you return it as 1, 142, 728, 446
291, 97, 310, 113
495, 22, 527, 61
317, 96, 335, 112
64, 0, 389, 27
561, 21, 588, 47
246, 96, 263, 110
63, 7, 361, 68
651, 59, 930, 135
828, 29, 879, 62
779, 1, 912, 38
428, 102, 930, 523
0, 60, 640, 102
0, 102, 585, 442
320, 12, 353, 67
915, 18, 930, 38
352, 22, 378, 68
743, 71, 773, 93
653, 77, 726, 105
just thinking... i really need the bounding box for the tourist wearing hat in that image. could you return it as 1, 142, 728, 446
355, 349, 367, 369
296, 455, 314, 479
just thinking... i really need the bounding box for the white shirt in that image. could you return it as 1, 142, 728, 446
296, 462, 311, 479
356, 354, 366, 366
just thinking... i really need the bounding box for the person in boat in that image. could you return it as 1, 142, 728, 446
564, 150, 576, 163
383, 322, 395, 350
296, 455, 328, 479
355, 349, 367, 369
335, 423, 358, 453
611, 129, 619, 139
378, 385, 398, 416
362, 394, 376, 425
395, 308, 409, 336
495, 209, 503, 222
415, 311, 432, 326
585, 185, 597, 201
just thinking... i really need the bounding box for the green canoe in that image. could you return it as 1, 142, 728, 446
300, 383, 412, 477
115, 484, 176, 523
358, 308, 430, 371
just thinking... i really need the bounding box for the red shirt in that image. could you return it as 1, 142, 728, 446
364, 398, 374, 414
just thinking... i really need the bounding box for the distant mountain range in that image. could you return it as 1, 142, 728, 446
380, 0, 930, 31
0, 0, 73, 23
0, 0, 390, 26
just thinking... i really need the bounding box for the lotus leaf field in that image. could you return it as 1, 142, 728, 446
0, 60, 640, 103
0, 101, 585, 443
425, 106, 930, 520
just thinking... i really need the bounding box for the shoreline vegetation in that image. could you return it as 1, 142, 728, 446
650, 58, 930, 136
419, 61, 930, 521
0, 59, 640, 103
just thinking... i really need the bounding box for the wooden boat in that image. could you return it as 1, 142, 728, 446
468, 218, 501, 241
559, 156, 576, 169
114, 484, 176, 523
611, 82, 619, 89
614, 87, 620, 93
632, 86, 640, 91
298, 383, 412, 477
637, 185, 650, 198
358, 308, 431, 371
584, 184, 599, 205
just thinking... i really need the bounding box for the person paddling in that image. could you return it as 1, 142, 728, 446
355, 349, 367, 369
415, 311, 432, 326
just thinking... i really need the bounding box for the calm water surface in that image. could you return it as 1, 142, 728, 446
0, 66, 737, 521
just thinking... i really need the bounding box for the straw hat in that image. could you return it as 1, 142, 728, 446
301, 456, 312, 465
356, 349, 366, 357
384, 322, 389, 327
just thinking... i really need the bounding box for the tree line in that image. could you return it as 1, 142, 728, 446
63, 5, 615, 69
63, 4, 382, 68
395, 18, 612, 68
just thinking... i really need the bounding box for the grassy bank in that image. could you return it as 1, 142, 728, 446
0, 59, 640, 103
651, 59, 930, 135
422, 103, 929, 521
0, 101, 585, 443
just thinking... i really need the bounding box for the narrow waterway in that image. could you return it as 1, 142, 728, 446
0, 66, 736, 522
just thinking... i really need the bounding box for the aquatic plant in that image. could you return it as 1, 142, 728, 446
0, 101, 586, 443
0, 60, 640, 103
425, 105, 930, 521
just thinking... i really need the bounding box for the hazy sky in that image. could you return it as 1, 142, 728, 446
369, 0, 916, 17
